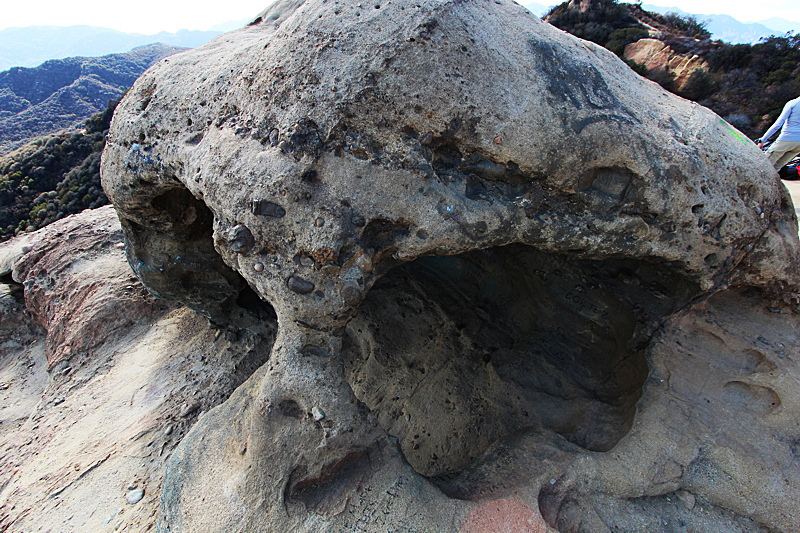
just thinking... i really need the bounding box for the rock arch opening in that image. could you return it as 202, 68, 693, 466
119, 183, 276, 326
115, 181, 278, 392
342, 243, 698, 480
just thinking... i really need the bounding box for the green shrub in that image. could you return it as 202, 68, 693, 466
680, 69, 717, 101
606, 27, 649, 56
0, 98, 118, 241
624, 58, 649, 77
647, 68, 676, 91
661, 12, 711, 40
546, 0, 645, 51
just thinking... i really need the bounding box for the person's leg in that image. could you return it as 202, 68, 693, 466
767, 140, 800, 169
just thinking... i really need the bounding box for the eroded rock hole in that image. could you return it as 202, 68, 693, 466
0, 271, 24, 304
342, 244, 698, 479
121, 185, 278, 333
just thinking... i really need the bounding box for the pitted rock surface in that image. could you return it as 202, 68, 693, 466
100, 0, 800, 531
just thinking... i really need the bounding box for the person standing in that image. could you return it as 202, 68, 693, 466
758, 95, 800, 170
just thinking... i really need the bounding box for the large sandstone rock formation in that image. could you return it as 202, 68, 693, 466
624, 38, 708, 91
100, 0, 800, 531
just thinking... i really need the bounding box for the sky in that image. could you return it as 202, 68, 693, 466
0, 1, 273, 34
0, 0, 798, 34
641, 0, 800, 24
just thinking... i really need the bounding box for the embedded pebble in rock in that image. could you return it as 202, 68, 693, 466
676, 490, 696, 510
286, 275, 314, 294
100, 0, 800, 531
251, 200, 286, 218
312, 406, 325, 421
340, 285, 362, 307
126, 489, 144, 505
312, 247, 337, 266
228, 224, 255, 254
179, 403, 200, 418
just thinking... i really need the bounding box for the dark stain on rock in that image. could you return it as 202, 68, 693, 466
666, 164, 685, 183
301, 344, 330, 357
360, 218, 409, 252
785, 436, 800, 459
572, 114, 634, 134
531, 39, 616, 111
251, 200, 287, 218
279, 399, 304, 419
287, 119, 323, 157
578, 167, 635, 200
287, 448, 374, 515
302, 170, 319, 184
529, 38, 638, 129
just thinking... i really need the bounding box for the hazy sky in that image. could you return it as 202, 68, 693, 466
1, 0, 798, 34
1, 1, 269, 34
642, 0, 800, 24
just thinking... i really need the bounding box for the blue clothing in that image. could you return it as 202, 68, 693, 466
762, 96, 800, 143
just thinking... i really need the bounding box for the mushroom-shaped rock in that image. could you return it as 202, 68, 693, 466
100, 0, 800, 531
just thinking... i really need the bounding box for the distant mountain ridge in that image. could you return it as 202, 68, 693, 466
0, 44, 186, 156
0, 25, 223, 72
641, 4, 799, 43
522, 2, 553, 17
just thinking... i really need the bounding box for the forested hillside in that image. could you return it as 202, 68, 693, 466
0, 100, 116, 240
546, 0, 800, 139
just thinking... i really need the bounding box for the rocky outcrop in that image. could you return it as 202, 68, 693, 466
0, 206, 276, 532
99, 0, 800, 531
624, 38, 709, 90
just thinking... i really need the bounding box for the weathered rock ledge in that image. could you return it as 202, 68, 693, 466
0, 207, 276, 531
